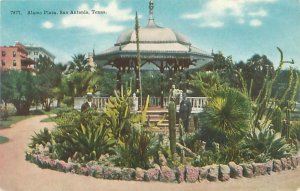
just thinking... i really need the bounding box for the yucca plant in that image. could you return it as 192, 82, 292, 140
241, 127, 294, 162
202, 87, 252, 141
52, 109, 116, 162
113, 125, 159, 169
103, 87, 132, 142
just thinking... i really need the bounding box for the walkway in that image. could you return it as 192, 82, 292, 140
0, 115, 300, 191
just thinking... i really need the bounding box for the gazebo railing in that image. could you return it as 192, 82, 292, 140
74, 96, 208, 113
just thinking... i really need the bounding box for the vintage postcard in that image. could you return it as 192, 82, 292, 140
1, 0, 300, 191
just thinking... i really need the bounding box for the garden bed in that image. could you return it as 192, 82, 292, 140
26, 144, 300, 183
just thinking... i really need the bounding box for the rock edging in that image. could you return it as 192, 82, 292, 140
25, 145, 299, 183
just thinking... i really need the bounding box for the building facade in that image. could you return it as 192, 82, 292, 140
25, 44, 55, 63
0, 42, 35, 71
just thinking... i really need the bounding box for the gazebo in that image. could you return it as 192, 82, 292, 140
94, 0, 213, 108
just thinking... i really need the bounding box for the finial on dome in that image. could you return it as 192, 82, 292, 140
147, 0, 157, 27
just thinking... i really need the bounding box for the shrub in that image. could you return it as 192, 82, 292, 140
103, 88, 132, 142
0, 104, 16, 120
201, 87, 252, 141
192, 151, 221, 167
52, 109, 116, 162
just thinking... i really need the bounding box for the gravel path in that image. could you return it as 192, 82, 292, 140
0, 115, 300, 191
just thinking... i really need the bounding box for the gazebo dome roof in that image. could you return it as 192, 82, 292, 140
115, 25, 191, 46
94, 0, 213, 70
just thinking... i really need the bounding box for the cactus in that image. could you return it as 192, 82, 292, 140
272, 106, 282, 133
168, 101, 176, 158
284, 108, 291, 140
250, 48, 295, 130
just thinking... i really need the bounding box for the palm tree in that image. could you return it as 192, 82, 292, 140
67, 54, 90, 73
190, 71, 222, 97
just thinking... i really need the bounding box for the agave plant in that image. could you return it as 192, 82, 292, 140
30, 127, 52, 148
241, 127, 295, 162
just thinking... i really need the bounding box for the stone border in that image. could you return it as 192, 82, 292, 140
25, 147, 300, 183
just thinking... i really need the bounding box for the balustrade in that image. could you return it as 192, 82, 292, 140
74, 96, 208, 113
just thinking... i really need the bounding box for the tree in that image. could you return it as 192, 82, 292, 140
0, 70, 37, 115
36, 56, 63, 111
66, 54, 90, 73
236, 54, 274, 99
61, 54, 102, 103
190, 71, 222, 97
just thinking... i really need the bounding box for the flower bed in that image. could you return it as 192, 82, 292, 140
26, 144, 300, 183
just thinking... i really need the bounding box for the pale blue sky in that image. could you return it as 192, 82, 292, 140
1, 0, 300, 68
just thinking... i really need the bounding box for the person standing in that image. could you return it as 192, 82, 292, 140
81, 93, 97, 112
179, 93, 192, 132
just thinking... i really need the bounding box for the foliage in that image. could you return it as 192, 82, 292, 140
0, 70, 37, 115
36, 56, 63, 111
113, 125, 159, 169
61, 54, 103, 101
192, 151, 221, 167
52, 107, 75, 118
0, 104, 15, 120
190, 71, 222, 97
236, 54, 274, 99
141, 71, 161, 97
52, 110, 115, 162
103, 88, 132, 142
271, 106, 282, 132
290, 121, 300, 142
98, 70, 117, 96
66, 54, 90, 73
201, 87, 252, 142
63, 71, 95, 97
29, 128, 52, 148
240, 48, 296, 131
241, 127, 294, 162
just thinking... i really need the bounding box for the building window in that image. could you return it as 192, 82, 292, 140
1, 51, 6, 56
34, 52, 38, 55
13, 51, 17, 57
1, 60, 5, 66
13, 60, 16, 66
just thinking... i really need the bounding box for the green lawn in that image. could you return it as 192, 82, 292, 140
0, 109, 49, 129
40, 116, 56, 122
0, 136, 9, 144
0, 115, 31, 129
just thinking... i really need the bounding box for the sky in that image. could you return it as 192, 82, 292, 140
1, 0, 300, 68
